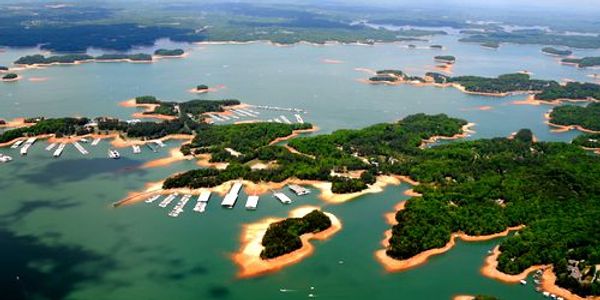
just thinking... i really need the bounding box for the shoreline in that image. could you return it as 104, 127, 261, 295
1, 74, 23, 82
0, 117, 34, 129
231, 206, 342, 278
544, 111, 600, 134
268, 126, 319, 145
481, 245, 544, 284
12, 54, 186, 70
420, 122, 476, 148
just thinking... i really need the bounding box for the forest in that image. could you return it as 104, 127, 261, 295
13, 53, 154, 65
154, 49, 185, 56
0, 118, 91, 143
260, 209, 332, 259
2, 73, 18, 80
541, 47, 572, 56
548, 102, 600, 131
572, 133, 600, 148
434, 55, 456, 63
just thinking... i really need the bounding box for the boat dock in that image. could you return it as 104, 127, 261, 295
295, 114, 304, 124
20, 137, 37, 155
220, 114, 231, 121
245, 195, 259, 210
91, 138, 101, 146
132, 145, 141, 154
280, 115, 292, 124
45, 143, 57, 151
221, 182, 243, 208
146, 143, 158, 153
153, 140, 166, 148
11, 140, 24, 149
73, 142, 89, 155
274, 192, 292, 204
193, 201, 207, 213
288, 184, 310, 195
251, 105, 306, 113
53, 143, 66, 158
145, 194, 161, 203
208, 114, 224, 122
274, 117, 283, 123
169, 194, 191, 217
198, 190, 211, 202
159, 193, 178, 208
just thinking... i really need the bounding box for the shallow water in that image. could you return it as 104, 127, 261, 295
1, 34, 597, 299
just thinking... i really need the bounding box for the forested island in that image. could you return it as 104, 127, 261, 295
133, 96, 241, 119
0, 66, 9, 71
460, 30, 600, 49
260, 209, 331, 259
434, 55, 456, 64
369, 69, 600, 101
13, 52, 177, 66
541, 47, 572, 56
154, 49, 185, 57
196, 85, 209, 91
572, 133, 600, 148
561, 56, 600, 68
548, 102, 600, 131
2, 73, 18, 81
481, 42, 500, 49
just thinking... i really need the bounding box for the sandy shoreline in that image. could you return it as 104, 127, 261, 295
481, 245, 544, 284
544, 111, 600, 134
1, 74, 23, 82
420, 122, 476, 148
231, 206, 342, 278
0, 117, 34, 129
453, 296, 475, 300
13, 54, 186, 70
268, 126, 319, 145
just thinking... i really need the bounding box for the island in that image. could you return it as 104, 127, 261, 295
13, 53, 163, 67
434, 55, 456, 64
232, 206, 341, 278
196, 84, 209, 92
0, 66, 8, 72
153, 48, 185, 57
548, 103, 600, 132
95, 53, 153, 62
429, 45, 443, 49
572, 133, 600, 149
481, 42, 500, 49
561, 56, 600, 68
366, 69, 600, 101
2, 73, 19, 81
541, 47, 573, 56
121, 96, 242, 121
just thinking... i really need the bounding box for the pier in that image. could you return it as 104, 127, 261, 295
245, 195, 259, 210
0, 154, 13, 163
221, 182, 243, 208
273, 192, 292, 204
132, 145, 141, 154
10, 140, 24, 149
153, 140, 166, 148
288, 184, 310, 195
91, 138, 101, 146
146, 143, 158, 153
295, 114, 304, 124
159, 193, 178, 208
19, 137, 37, 156
169, 194, 191, 217
73, 142, 89, 155
280, 115, 292, 124
45, 143, 57, 151
198, 190, 211, 202
145, 194, 161, 203
251, 105, 306, 114
53, 143, 66, 157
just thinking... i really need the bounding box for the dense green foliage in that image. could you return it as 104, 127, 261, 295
196, 85, 209, 91
542, 47, 572, 56
572, 133, 600, 148
0, 118, 91, 143
481, 42, 500, 49
549, 103, 600, 131
383, 128, 600, 297
153, 49, 185, 56
474, 296, 500, 300
260, 210, 332, 259
163, 114, 466, 194
95, 53, 152, 61
460, 31, 600, 49
561, 57, 600, 68
0, 66, 8, 71
135, 96, 160, 104
14, 54, 94, 65
97, 118, 192, 139
2, 73, 18, 80
536, 82, 600, 101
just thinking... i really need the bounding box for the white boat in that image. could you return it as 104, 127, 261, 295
274, 192, 292, 204
0, 154, 13, 163
108, 149, 120, 159
80, 138, 90, 143
153, 140, 166, 148
10, 140, 24, 149
145, 195, 161, 203
294, 114, 304, 124
520, 279, 527, 285
193, 201, 207, 213
159, 193, 179, 208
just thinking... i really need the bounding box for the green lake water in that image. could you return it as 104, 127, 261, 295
2, 34, 599, 299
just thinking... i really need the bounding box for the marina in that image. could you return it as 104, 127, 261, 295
91, 138, 101, 146
45, 142, 57, 151
197, 190, 212, 202
252, 105, 306, 113
295, 114, 304, 124
288, 184, 310, 196
73, 142, 89, 155
159, 193, 179, 208
221, 182, 243, 208
0, 153, 12, 163
53, 143, 66, 158
10, 140, 24, 149
273, 192, 293, 204
19, 137, 37, 156
245, 195, 259, 210
153, 140, 166, 148
168, 194, 191, 217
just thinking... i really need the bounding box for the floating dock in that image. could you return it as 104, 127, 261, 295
0, 154, 13, 163
274, 192, 292, 204
20, 137, 37, 156
153, 140, 166, 148
45, 143, 57, 151
280, 115, 292, 124
245, 195, 259, 210
169, 194, 191, 217
208, 114, 224, 122
91, 138, 101, 146
220, 115, 231, 121
159, 193, 178, 208
221, 182, 243, 208
251, 105, 306, 113
10, 140, 24, 149
193, 201, 208, 213
274, 117, 283, 123
288, 184, 310, 195
295, 114, 304, 124
197, 190, 211, 202
132, 145, 141, 154
145, 194, 161, 203
146, 143, 158, 153
53, 143, 66, 158
73, 142, 89, 155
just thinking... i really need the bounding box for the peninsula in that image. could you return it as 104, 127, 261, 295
548, 102, 600, 132
561, 56, 600, 68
